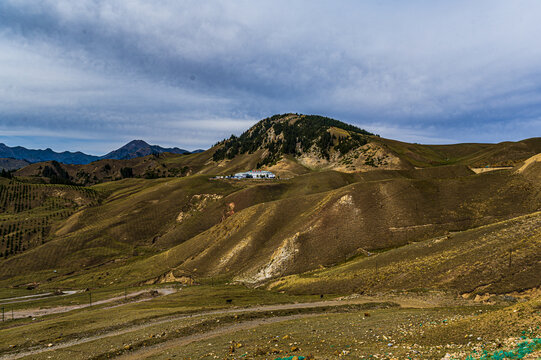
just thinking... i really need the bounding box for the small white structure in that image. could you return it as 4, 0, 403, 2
234, 170, 276, 179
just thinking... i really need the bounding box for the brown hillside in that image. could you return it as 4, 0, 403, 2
379, 137, 541, 168
151, 169, 539, 284
269, 210, 541, 295
2, 164, 539, 289
0, 158, 30, 171
14, 166, 534, 290
516, 152, 541, 182
14, 154, 192, 185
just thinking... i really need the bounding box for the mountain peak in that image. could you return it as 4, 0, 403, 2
124, 140, 150, 147
213, 113, 374, 167
101, 140, 189, 160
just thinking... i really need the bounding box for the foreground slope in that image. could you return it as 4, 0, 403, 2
269, 210, 541, 295
0, 176, 238, 280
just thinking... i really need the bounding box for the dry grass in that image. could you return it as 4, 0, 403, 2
269, 211, 541, 295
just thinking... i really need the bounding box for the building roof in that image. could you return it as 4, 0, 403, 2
234, 170, 275, 177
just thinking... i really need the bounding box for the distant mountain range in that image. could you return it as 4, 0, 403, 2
0, 140, 204, 169
0, 143, 100, 165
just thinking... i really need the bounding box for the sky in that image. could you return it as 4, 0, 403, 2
1, 1, 540, 155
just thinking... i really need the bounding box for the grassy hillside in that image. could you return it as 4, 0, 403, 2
379, 137, 541, 168
0, 176, 240, 282
1, 117, 540, 360
0, 170, 372, 286
4, 164, 534, 292
2, 115, 540, 298
269, 210, 541, 295
121, 167, 538, 286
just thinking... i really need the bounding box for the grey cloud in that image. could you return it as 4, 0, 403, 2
0, 0, 541, 153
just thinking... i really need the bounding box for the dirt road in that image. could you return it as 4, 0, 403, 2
0, 299, 392, 360
0, 290, 80, 305
10, 288, 177, 319
0, 294, 464, 360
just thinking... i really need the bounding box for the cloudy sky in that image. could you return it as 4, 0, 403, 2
1, 0, 540, 154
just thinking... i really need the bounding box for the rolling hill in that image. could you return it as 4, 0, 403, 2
379, 136, 541, 168
0, 114, 539, 300
2, 160, 540, 296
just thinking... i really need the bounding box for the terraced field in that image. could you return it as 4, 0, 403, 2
0, 181, 100, 259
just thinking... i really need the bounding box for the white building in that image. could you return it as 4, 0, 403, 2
233, 170, 276, 179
